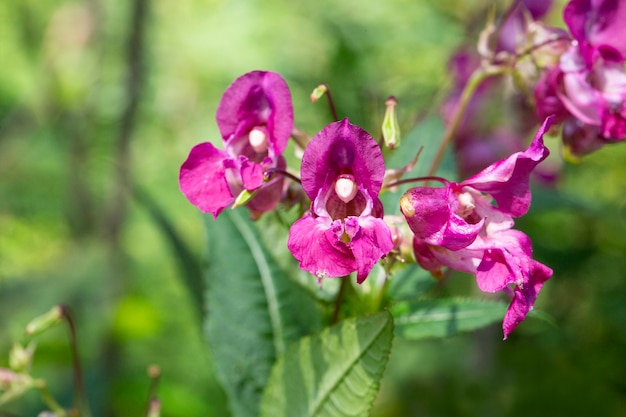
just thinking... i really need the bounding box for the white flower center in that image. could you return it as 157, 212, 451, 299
456, 191, 475, 218
334, 175, 358, 203
248, 127, 269, 153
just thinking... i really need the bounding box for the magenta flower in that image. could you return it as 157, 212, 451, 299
400, 117, 555, 338
564, 0, 626, 61
179, 71, 294, 218
287, 119, 394, 283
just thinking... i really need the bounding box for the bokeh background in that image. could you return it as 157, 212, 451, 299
1, 0, 625, 416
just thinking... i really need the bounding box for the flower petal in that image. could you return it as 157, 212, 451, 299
179, 142, 234, 218
345, 216, 394, 283
462, 116, 553, 217
402, 186, 484, 251
301, 119, 385, 200
287, 216, 355, 279
502, 260, 552, 339
216, 71, 293, 155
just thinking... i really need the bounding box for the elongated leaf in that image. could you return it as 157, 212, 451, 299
260, 311, 394, 417
133, 186, 204, 319
204, 209, 320, 417
392, 298, 507, 339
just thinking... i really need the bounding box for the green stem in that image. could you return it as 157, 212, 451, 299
36, 380, 67, 417
426, 68, 500, 177
330, 276, 350, 325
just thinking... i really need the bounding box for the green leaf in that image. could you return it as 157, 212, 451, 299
260, 311, 394, 417
392, 298, 508, 339
204, 209, 321, 417
387, 263, 436, 301
134, 186, 204, 319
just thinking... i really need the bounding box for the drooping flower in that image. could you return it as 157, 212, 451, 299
287, 119, 394, 283
400, 117, 555, 338
179, 70, 294, 218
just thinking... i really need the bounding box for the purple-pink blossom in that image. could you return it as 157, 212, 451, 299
400, 117, 555, 338
179, 71, 293, 218
287, 119, 394, 283
533, 0, 626, 157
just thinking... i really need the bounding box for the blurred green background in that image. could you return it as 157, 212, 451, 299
1, 0, 625, 416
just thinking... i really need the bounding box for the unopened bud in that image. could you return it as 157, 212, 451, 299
147, 398, 161, 417
9, 343, 35, 372
382, 96, 400, 149
25, 306, 64, 337
0, 368, 22, 389
232, 188, 259, 208
310, 84, 328, 102
334, 174, 358, 203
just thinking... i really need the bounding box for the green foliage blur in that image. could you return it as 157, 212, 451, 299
1, 0, 625, 416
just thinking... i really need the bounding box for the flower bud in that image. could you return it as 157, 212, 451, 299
310, 84, 328, 102
232, 188, 259, 208
382, 96, 400, 149
9, 343, 34, 373
25, 306, 64, 337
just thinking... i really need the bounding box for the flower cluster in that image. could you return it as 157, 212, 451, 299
400, 117, 555, 339
179, 71, 293, 219
534, 0, 626, 158
179, 64, 558, 338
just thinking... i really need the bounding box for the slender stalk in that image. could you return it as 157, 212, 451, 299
426, 68, 497, 177
385, 175, 449, 189
60, 306, 91, 417
144, 365, 161, 417
36, 381, 67, 417
330, 276, 350, 325
264, 168, 302, 184
324, 84, 339, 122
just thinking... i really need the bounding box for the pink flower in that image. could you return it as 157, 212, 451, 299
400, 117, 555, 338
287, 119, 394, 283
564, 0, 626, 62
179, 71, 294, 218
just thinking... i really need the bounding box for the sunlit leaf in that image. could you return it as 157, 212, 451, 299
392, 298, 507, 339
260, 311, 393, 417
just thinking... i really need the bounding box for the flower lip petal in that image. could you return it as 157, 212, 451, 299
287, 216, 356, 279
346, 216, 394, 283
179, 142, 235, 218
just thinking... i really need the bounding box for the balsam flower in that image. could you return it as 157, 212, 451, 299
564, 0, 626, 61
287, 119, 394, 283
179, 70, 293, 218
400, 117, 554, 338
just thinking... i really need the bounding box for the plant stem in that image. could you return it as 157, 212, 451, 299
36, 381, 67, 417
60, 306, 91, 417
330, 276, 350, 325
426, 68, 497, 177
324, 84, 339, 122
